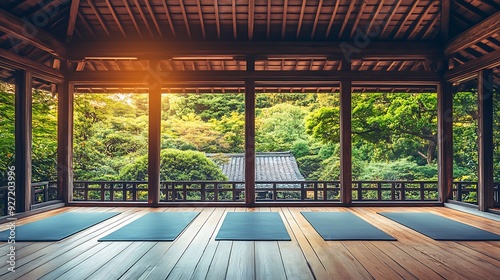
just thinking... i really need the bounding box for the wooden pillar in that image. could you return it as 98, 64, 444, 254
340, 79, 352, 204
477, 69, 494, 211
437, 81, 453, 203
245, 56, 256, 205
57, 80, 74, 203
148, 79, 161, 206
15, 70, 32, 212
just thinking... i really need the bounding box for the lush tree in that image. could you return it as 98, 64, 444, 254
120, 149, 227, 181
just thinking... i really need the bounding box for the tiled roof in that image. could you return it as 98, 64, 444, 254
209, 152, 305, 182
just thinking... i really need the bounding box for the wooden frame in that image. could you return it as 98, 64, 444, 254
57, 81, 74, 203
15, 70, 32, 212
437, 81, 454, 203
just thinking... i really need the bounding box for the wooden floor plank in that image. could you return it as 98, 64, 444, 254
0, 206, 497, 280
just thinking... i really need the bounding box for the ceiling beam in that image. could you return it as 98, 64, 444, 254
0, 49, 63, 83
67, 70, 440, 85
0, 8, 66, 57
440, 0, 450, 41
445, 11, 500, 56
66, 0, 81, 43
67, 41, 441, 60
445, 48, 500, 83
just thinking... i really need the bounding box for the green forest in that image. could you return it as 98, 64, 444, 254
0, 82, 499, 184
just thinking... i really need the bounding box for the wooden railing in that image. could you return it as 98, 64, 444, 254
452, 181, 500, 206
352, 181, 439, 201
72, 180, 442, 202
0, 181, 58, 216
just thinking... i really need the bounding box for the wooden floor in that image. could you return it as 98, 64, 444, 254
1, 207, 499, 280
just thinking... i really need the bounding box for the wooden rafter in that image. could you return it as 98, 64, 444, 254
310, 0, 323, 39
408, 1, 436, 40
420, 11, 440, 40
455, 0, 489, 19
248, 0, 255, 40
77, 11, 95, 38
445, 49, 500, 82
349, 0, 367, 38
0, 49, 63, 82
366, 0, 385, 35
144, 1, 163, 38
104, 0, 126, 37
232, 0, 237, 39
196, 0, 206, 39
0, 8, 66, 57
267, 1, 271, 38
214, 0, 221, 39
122, 0, 141, 37
446, 11, 500, 56
325, 0, 340, 38
441, 0, 450, 41
161, 0, 176, 37
282, 0, 289, 39
380, 1, 402, 38
296, 0, 307, 38
133, 0, 154, 37
66, 0, 81, 43
393, 0, 420, 39
87, 0, 110, 37
339, 0, 357, 39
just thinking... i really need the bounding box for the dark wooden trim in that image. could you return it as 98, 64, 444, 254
67, 70, 441, 85
437, 81, 453, 202
0, 49, 64, 83
245, 58, 256, 205
340, 78, 352, 204
66, 0, 81, 43
15, 70, 32, 212
0, 8, 66, 57
67, 41, 440, 60
445, 11, 500, 56
445, 49, 500, 83
148, 77, 161, 206
477, 69, 494, 211
65, 201, 443, 208
57, 81, 74, 203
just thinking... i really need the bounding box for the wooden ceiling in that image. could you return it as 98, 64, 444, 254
0, 0, 498, 93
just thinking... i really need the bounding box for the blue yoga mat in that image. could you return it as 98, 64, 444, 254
379, 212, 500, 241
99, 212, 200, 241
215, 212, 291, 241
0, 212, 119, 242
301, 212, 396, 241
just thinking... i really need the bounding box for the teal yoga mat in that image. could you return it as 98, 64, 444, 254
0, 212, 119, 242
215, 212, 291, 241
379, 212, 500, 241
99, 212, 199, 241
301, 212, 396, 240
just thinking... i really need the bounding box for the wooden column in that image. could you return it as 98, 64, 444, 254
340, 79, 352, 204
57, 81, 74, 203
477, 69, 494, 211
148, 79, 161, 206
437, 82, 454, 203
15, 70, 32, 212
245, 56, 256, 205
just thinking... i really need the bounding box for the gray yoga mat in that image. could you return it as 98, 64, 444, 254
0, 212, 119, 242
99, 212, 199, 241
379, 212, 500, 241
215, 212, 291, 241
301, 212, 396, 240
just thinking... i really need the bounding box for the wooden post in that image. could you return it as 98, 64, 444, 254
57, 80, 74, 203
148, 71, 161, 206
340, 78, 352, 204
245, 56, 256, 205
477, 69, 494, 211
15, 70, 32, 212
437, 81, 454, 203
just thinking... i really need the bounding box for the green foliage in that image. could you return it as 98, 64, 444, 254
120, 149, 227, 181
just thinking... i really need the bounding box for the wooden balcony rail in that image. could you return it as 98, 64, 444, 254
352, 181, 439, 201
0, 181, 58, 216
452, 181, 500, 206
